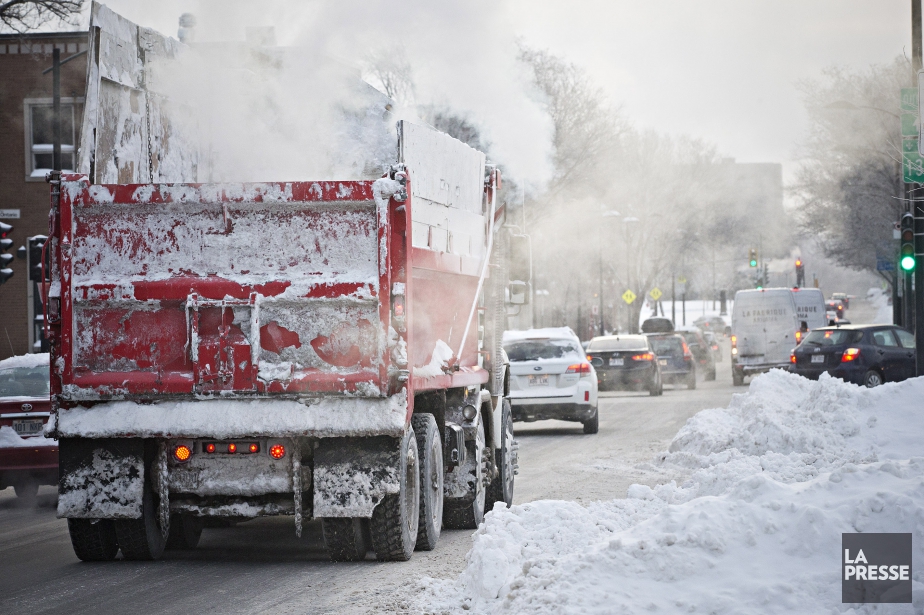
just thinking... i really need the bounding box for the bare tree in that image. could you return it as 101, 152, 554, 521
362, 45, 416, 108
792, 57, 909, 273
0, 0, 83, 33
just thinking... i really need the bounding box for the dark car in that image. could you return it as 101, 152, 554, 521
586, 335, 663, 396
790, 325, 915, 387
825, 301, 845, 319
702, 330, 722, 363
693, 315, 728, 336
676, 327, 716, 380
0, 353, 56, 500
831, 293, 850, 309
640, 317, 674, 333
647, 333, 696, 389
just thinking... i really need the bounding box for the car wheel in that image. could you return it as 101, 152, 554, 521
582, 407, 599, 434
687, 371, 697, 390
733, 370, 744, 386
486, 400, 516, 511
370, 426, 420, 561
863, 370, 883, 388
649, 377, 659, 396
707, 366, 717, 381
13, 479, 39, 502
67, 519, 120, 562
113, 480, 167, 561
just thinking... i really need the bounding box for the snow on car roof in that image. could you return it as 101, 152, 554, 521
0, 353, 49, 370
502, 327, 578, 343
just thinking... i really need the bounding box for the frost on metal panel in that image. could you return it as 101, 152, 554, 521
168, 453, 293, 497
57, 449, 144, 519
313, 437, 400, 518
399, 121, 487, 259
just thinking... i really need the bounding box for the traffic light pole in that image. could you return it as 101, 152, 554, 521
914, 0, 924, 375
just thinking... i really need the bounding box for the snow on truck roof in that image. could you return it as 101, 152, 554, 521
0, 353, 49, 370
502, 327, 578, 343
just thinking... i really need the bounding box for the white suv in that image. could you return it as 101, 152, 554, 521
503, 327, 599, 434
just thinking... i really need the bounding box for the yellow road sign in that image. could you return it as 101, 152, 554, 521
622, 289, 637, 304
649, 287, 662, 301
677, 275, 687, 284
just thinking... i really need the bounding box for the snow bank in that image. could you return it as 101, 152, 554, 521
419, 370, 924, 613
0, 353, 49, 370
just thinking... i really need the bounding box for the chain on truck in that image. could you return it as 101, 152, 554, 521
42, 4, 531, 562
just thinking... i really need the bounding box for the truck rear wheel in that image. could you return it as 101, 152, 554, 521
486, 400, 516, 509
165, 514, 203, 550
113, 482, 167, 561
443, 420, 486, 530
67, 519, 119, 561
412, 414, 443, 551
370, 427, 419, 561
323, 518, 370, 561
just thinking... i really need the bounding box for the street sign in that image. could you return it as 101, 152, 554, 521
649, 287, 662, 301
904, 150, 924, 183
677, 275, 687, 284
622, 289, 637, 304
903, 113, 919, 137
903, 87, 918, 112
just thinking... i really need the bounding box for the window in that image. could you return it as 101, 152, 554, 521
504, 339, 583, 362
24, 98, 81, 179
895, 329, 915, 349
872, 330, 898, 347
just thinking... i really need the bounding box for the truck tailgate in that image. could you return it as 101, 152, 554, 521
56, 177, 391, 399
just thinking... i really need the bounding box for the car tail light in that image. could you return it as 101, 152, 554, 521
173, 445, 192, 462
790, 353, 796, 364
270, 444, 286, 459
584, 391, 589, 402
631, 352, 654, 361
566, 363, 592, 374
841, 348, 860, 362
228, 443, 237, 453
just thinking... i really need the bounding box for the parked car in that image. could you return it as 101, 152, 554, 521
831, 292, 850, 309
0, 353, 56, 500
586, 335, 663, 396
646, 333, 696, 389
675, 326, 716, 380
790, 325, 915, 387
693, 315, 728, 336
702, 330, 722, 362
504, 327, 600, 434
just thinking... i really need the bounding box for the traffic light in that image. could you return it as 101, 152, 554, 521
0, 222, 13, 286
795, 258, 805, 287
28, 236, 48, 282
749, 248, 758, 268
900, 213, 915, 272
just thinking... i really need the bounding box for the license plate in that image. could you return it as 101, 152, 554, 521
811, 355, 825, 364
528, 375, 549, 386
609, 358, 624, 366
13, 419, 44, 436
659, 359, 668, 366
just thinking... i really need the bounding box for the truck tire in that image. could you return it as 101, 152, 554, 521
486, 400, 515, 509
687, 369, 697, 390
582, 408, 599, 435
370, 427, 420, 561
165, 514, 203, 550
443, 420, 486, 530
707, 365, 717, 381
67, 518, 119, 561
323, 518, 370, 562
412, 414, 443, 551
113, 481, 167, 561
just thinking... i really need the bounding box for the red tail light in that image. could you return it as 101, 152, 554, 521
790, 353, 796, 364
173, 445, 192, 462
631, 352, 654, 361
227, 443, 237, 453
248, 443, 259, 453
205, 443, 216, 453
841, 348, 860, 362
270, 444, 286, 459
566, 363, 592, 374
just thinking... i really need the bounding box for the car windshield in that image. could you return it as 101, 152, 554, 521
649, 337, 684, 356
586, 337, 648, 351
0, 366, 50, 398
803, 329, 862, 346
504, 339, 583, 362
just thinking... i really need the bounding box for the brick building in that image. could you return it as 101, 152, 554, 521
0, 32, 88, 360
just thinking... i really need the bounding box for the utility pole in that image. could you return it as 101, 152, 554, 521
52, 48, 61, 171
913, 0, 924, 375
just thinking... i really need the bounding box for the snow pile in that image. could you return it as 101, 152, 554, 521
419, 370, 924, 614
868, 287, 893, 325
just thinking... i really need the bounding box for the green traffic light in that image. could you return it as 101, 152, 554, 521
901, 255, 916, 271
749, 259, 757, 267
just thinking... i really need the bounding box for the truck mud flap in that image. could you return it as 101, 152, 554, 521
57, 438, 145, 519
313, 436, 400, 518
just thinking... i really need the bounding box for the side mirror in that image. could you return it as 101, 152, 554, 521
508, 281, 529, 305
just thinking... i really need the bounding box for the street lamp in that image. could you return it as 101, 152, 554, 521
598, 209, 620, 335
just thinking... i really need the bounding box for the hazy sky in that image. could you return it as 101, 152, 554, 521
93, 0, 912, 193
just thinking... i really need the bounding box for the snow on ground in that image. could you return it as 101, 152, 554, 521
417, 370, 924, 614
868, 287, 894, 325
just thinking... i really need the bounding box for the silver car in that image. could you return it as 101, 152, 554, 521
503, 327, 600, 434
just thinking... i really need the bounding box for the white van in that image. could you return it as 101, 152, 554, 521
731, 288, 800, 386
790, 287, 827, 333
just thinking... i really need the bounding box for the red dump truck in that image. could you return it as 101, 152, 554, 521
43, 5, 528, 563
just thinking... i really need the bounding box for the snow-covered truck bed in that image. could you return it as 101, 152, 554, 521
43, 5, 524, 564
